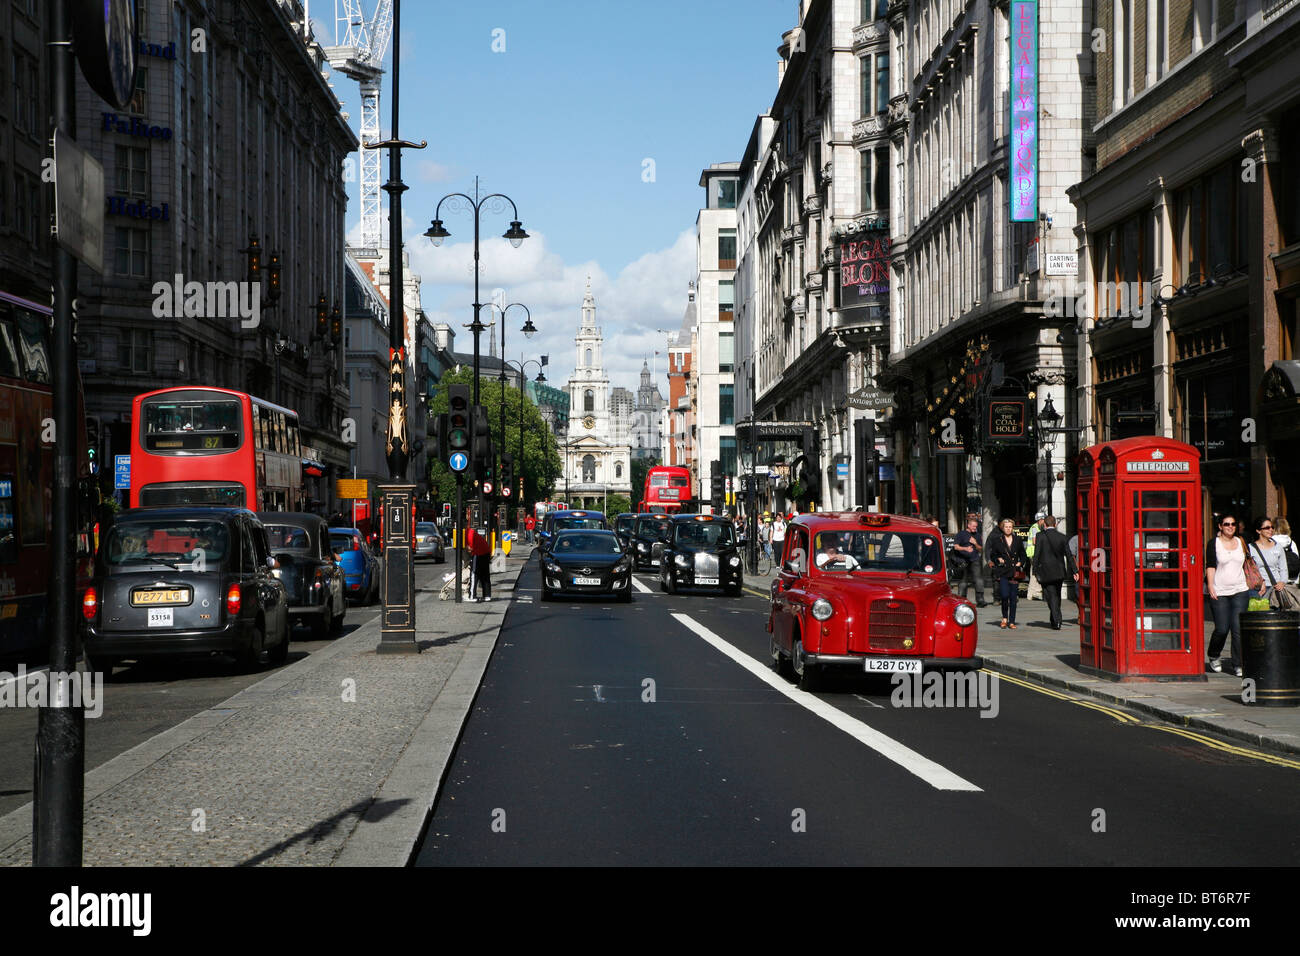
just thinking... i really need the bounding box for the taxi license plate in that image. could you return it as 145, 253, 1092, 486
573, 577, 602, 586
132, 588, 189, 606
147, 608, 174, 628
650, 558, 660, 566
696, 577, 719, 585
864, 658, 921, 674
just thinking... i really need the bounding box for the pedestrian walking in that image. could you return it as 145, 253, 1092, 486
466, 523, 493, 602
1204, 514, 1254, 675
759, 516, 773, 561
950, 516, 986, 607
1025, 511, 1047, 601
1249, 516, 1300, 610
1272, 516, 1299, 584
524, 513, 536, 544
1031, 516, 1077, 630
771, 514, 787, 563
987, 517, 1029, 629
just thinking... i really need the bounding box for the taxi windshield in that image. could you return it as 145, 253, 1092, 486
615, 516, 636, 534
635, 518, 672, 541
674, 521, 733, 550
265, 524, 312, 551
554, 516, 606, 531
813, 530, 943, 574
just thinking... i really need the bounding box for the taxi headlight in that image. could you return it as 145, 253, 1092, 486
675, 554, 689, 567
953, 603, 976, 627
728, 555, 741, 567
811, 598, 833, 621
637, 542, 647, 551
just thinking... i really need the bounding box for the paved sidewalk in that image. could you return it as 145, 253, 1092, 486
0, 546, 533, 867
746, 564, 1300, 757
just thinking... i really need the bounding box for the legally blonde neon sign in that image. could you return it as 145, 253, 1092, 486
1009, 0, 1038, 222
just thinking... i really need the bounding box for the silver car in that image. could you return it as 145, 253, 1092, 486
415, 522, 446, 562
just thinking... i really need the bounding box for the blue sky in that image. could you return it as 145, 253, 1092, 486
315, 0, 790, 394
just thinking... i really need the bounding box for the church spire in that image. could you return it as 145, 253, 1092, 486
581, 276, 596, 329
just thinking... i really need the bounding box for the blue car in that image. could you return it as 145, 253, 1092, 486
329, 527, 380, 605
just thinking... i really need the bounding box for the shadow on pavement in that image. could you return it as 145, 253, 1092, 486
238, 797, 409, 867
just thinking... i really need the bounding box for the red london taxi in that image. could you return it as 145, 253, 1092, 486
767, 512, 981, 690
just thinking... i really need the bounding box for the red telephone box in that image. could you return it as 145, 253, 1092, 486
1075, 437, 1205, 680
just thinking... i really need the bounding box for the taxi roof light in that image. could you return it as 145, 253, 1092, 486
860, 513, 890, 527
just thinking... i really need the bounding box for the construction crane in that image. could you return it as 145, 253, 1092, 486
323, 0, 393, 254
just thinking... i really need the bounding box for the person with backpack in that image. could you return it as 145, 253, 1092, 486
1273, 517, 1300, 584
465, 523, 493, 602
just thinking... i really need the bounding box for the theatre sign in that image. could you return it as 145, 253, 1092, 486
839, 225, 890, 309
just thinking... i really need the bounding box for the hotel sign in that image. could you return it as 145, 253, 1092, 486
1009, 0, 1038, 222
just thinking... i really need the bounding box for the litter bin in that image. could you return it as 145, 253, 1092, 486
1240, 610, 1300, 707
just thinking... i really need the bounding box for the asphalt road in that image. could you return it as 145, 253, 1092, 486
0, 561, 446, 820
417, 559, 1300, 866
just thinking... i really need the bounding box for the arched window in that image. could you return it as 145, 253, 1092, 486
584, 390, 594, 412
615, 461, 623, 478
582, 455, 596, 482
585, 348, 592, 366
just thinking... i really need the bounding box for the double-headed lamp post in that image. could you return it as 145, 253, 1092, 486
507, 358, 547, 506
425, 179, 528, 525
485, 302, 536, 494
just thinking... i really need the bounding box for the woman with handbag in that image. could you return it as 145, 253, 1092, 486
1204, 514, 1259, 676
987, 517, 1028, 629
1250, 517, 1300, 610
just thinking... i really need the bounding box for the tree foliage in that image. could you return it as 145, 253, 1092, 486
426, 367, 562, 511
630, 456, 659, 509
606, 494, 633, 517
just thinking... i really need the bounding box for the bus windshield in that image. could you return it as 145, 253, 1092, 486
142, 398, 242, 451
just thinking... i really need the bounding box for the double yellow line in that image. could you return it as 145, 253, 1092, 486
991, 670, 1300, 770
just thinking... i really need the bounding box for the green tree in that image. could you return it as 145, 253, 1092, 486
630, 455, 659, 509
606, 493, 633, 517
426, 368, 561, 515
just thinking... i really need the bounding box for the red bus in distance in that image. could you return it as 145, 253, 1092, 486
640, 465, 692, 513
130, 387, 304, 511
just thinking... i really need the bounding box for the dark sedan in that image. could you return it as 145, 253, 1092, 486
80, 508, 290, 675
537, 510, 609, 558
260, 513, 347, 638
540, 529, 633, 602
659, 513, 744, 596
630, 513, 674, 570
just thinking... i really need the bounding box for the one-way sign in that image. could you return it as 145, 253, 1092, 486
449, 452, 468, 472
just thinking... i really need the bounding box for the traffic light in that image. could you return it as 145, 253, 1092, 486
447, 385, 471, 459
330, 302, 343, 347
472, 404, 492, 476
432, 413, 450, 460
85, 416, 100, 475
266, 252, 282, 303
315, 294, 328, 340
499, 452, 514, 498
710, 459, 723, 509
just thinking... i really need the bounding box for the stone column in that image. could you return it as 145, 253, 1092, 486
1243, 122, 1281, 517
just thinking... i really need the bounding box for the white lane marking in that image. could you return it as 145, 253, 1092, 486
0, 665, 49, 689
631, 577, 653, 594
670, 613, 981, 793
854, 693, 884, 709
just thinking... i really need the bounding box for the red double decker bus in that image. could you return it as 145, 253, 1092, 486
130, 387, 304, 511
639, 465, 692, 513
0, 291, 94, 662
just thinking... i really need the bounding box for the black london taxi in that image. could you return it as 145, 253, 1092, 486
613, 512, 638, 551
81, 507, 290, 675
630, 513, 674, 570
767, 512, 981, 690
658, 513, 744, 596
259, 512, 347, 639
540, 529, 634, 602
537, 509, 609, 558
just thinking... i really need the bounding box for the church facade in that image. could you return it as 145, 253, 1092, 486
562, 281, 633, 509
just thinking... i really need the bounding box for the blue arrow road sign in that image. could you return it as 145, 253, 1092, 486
115, 455, 131, 489
449, 452, 468, 472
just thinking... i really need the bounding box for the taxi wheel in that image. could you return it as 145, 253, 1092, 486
792, 635, 819, 691
84, 651, 118, 680
269, 619, 290, 665
663, 571, 676, 595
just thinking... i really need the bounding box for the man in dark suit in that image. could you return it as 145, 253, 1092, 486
1031, 515, 1077, 629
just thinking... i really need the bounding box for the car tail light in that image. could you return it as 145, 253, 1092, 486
81, 586, 98, 621
225, 583, 242, 617
313, 568, 325, 590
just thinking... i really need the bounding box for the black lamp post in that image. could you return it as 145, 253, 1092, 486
425, 181, 528, 524
508, 358, 547, 500
486, 302, 535, 477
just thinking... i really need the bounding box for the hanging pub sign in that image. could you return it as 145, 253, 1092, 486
987, 396, 1029, 444
839, 228, 890, 308
935, 423, 968, 454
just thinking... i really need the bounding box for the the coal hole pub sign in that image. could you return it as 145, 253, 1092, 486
987, 398, 1029, 444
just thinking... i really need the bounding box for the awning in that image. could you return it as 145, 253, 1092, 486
734, 420, 814, 440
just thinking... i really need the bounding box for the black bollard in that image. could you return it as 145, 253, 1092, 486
1240, 610, 1300, 707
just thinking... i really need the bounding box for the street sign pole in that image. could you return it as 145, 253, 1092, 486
454, 473, 464, 604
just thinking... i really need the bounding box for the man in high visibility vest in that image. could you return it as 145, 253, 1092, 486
1025, 511, 1047, 600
